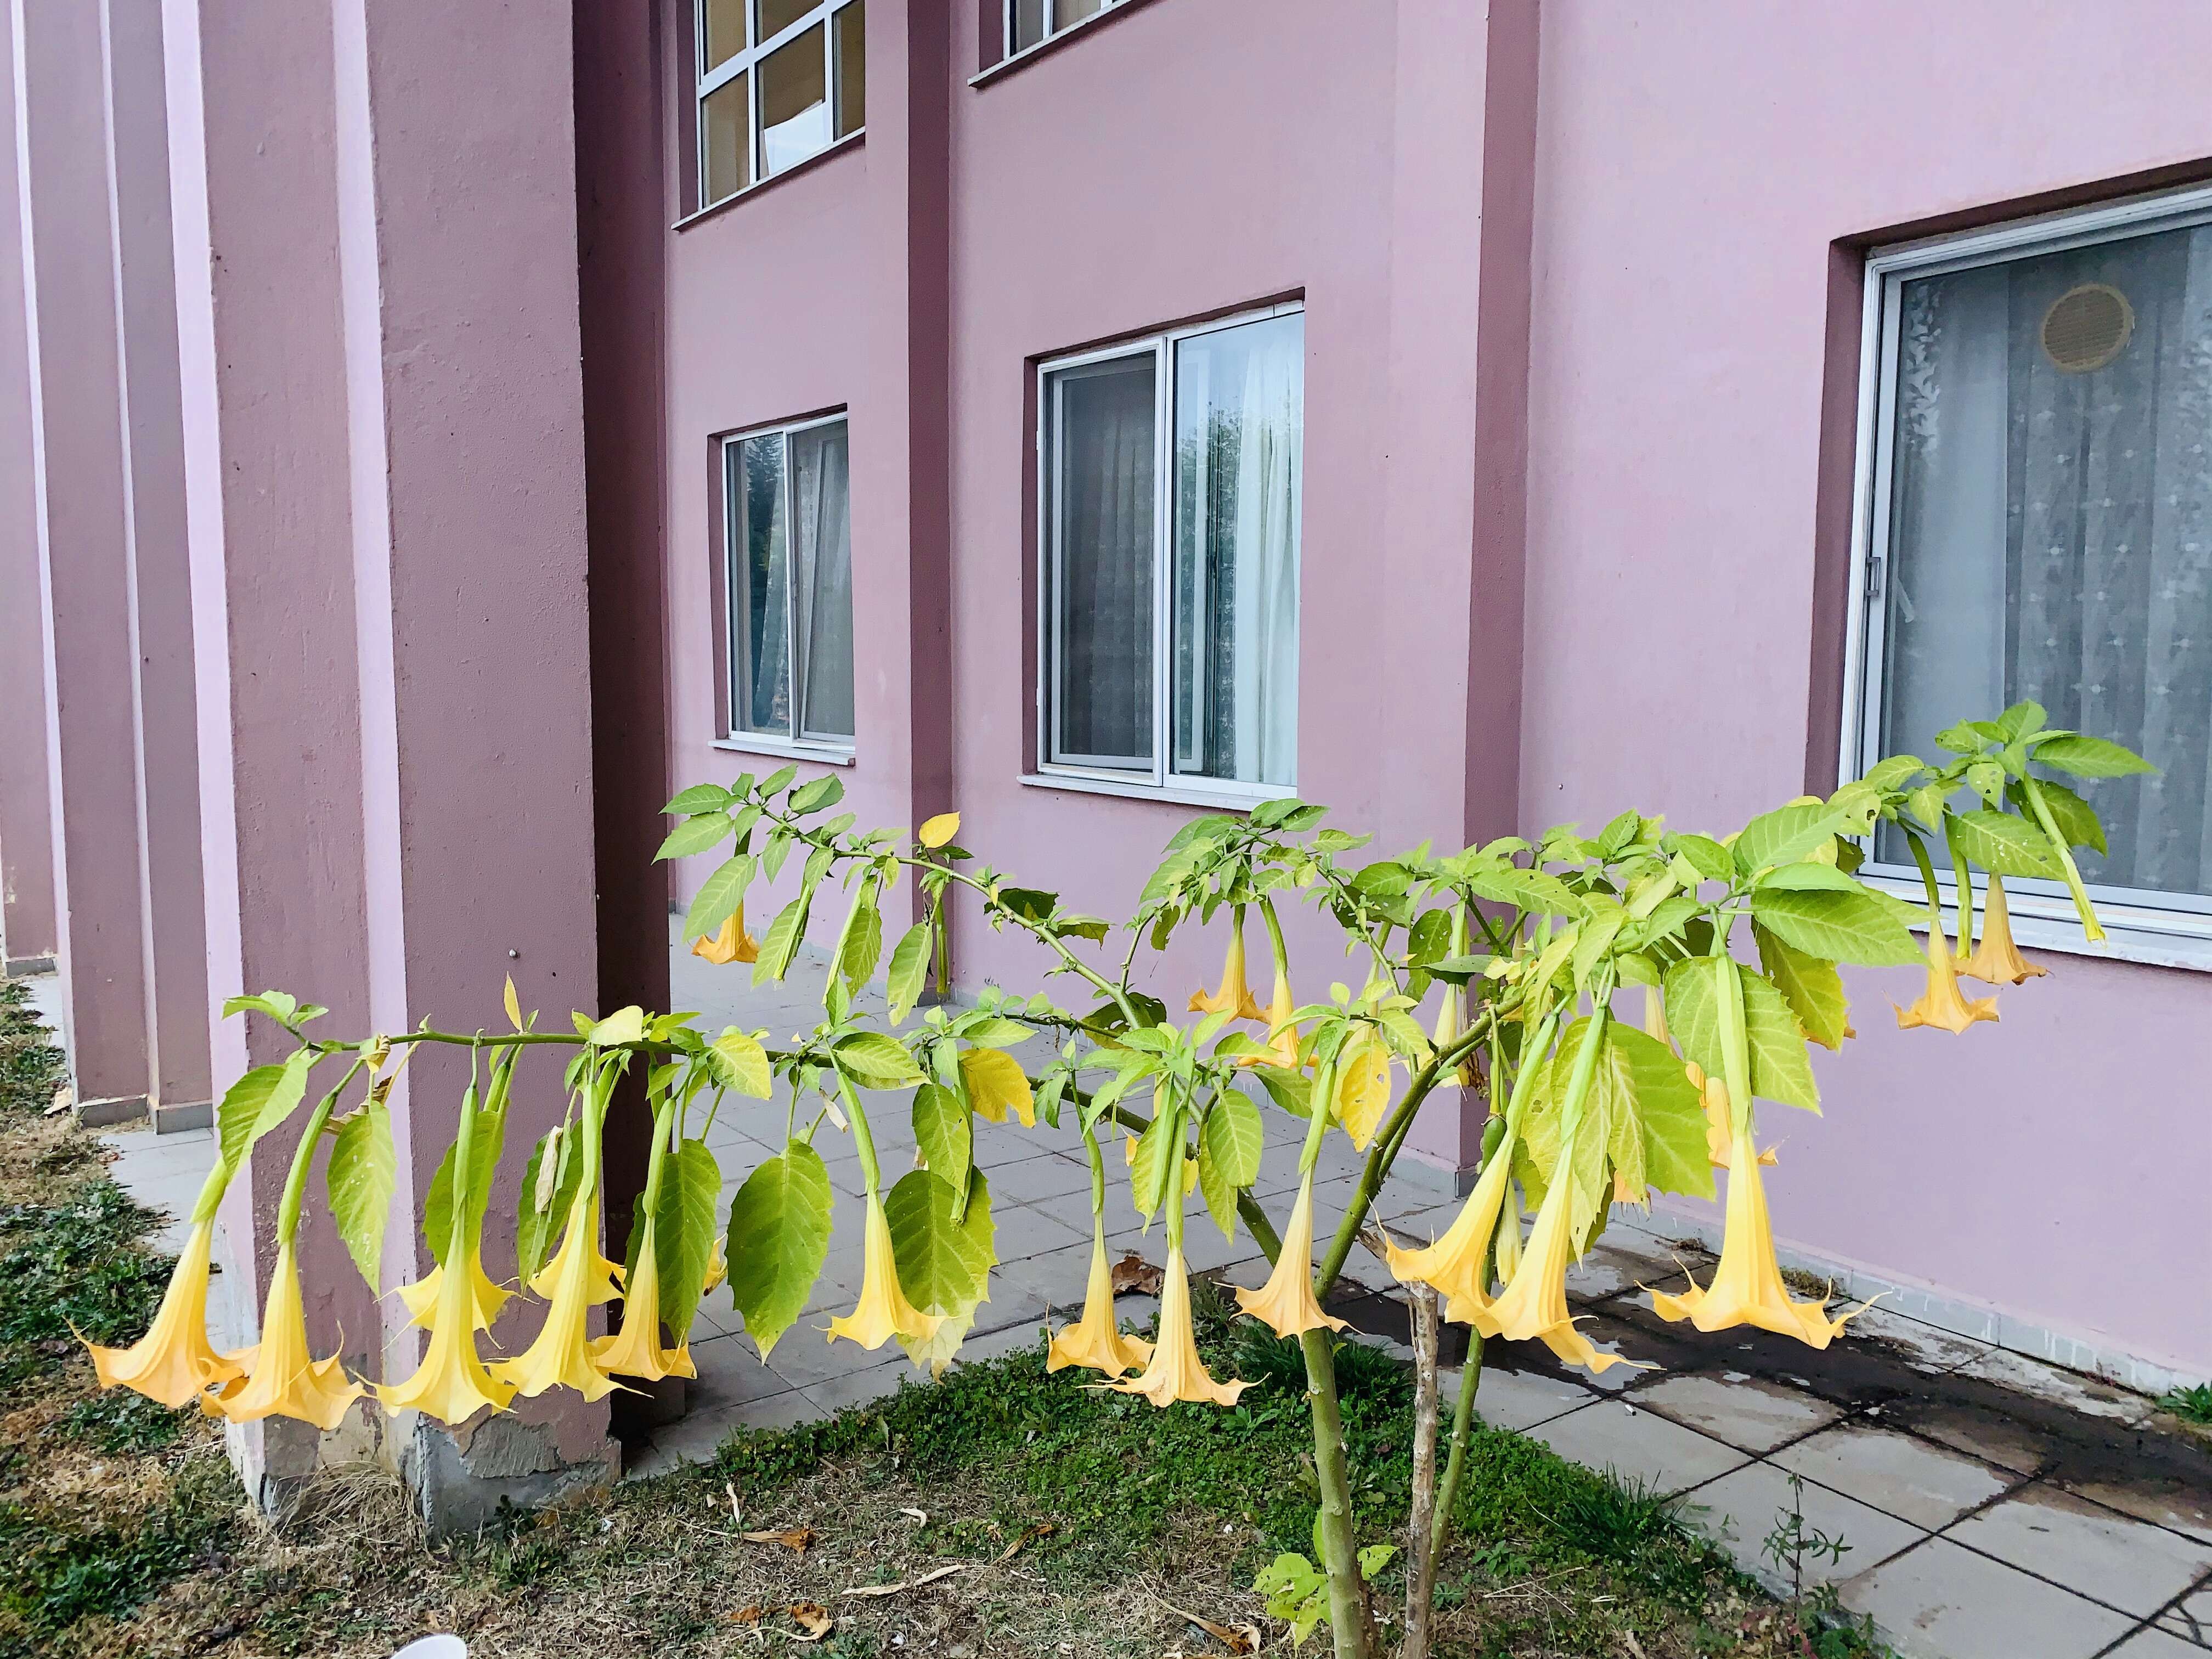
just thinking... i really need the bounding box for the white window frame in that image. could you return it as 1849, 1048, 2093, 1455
1029, 301, 1303, 810
1841, 179, 2212, 969
695, 0, 863, 212
1000, 0, 1130, 65
720, 411, 856, 766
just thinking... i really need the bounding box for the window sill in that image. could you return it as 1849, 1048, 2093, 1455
672, 130, 864, 234
1861, 869, 2212, 973
712, 735, 856, 768
969, 0, 1165, 89
1019, 770, 1291, 812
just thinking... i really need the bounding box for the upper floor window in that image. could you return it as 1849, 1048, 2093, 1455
1004, 0, 1126, 58
697, 0, 865, 210
1850, 186, 2212, 953
1037, 306, 1304, 802
727, 416, 855, 755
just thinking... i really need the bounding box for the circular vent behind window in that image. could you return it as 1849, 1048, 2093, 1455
2042, 282, 2135, 374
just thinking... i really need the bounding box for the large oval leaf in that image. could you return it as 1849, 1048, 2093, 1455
655, 1138, 723, 1340
885, 1168, 995, 1322
725, 1140, 834, 1359
958, 1046, 1032, 1126
911, 1082, 971, 1192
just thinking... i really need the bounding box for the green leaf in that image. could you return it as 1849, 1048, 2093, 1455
1753, 921, 1851, 1051
1252, 1063, 1311, 1119
665, 783, 733, 814
656, 811, 735, 861
885, 1167, 996, 1320
725, 1140, 834, 1359
752, 893, 811, 985
996, 886, 1058, 925
654, 1139, 722, 1340
788, 774, 845, 814
835, 1031, 927, 1088
1750, 872, 1921, 967
2016, 777, 2104, 855
589, 1005, 646, 1046
885, 919, 932, 1023
1607, 1023, 1712, 1201
1662, 958, 1820, 1113
1948, 808, 2063, 879
912, 1082, 972, 1193
957, 1016, 1032, 1049
1196, 1089, 1263, 1239
1734, 802, 1848, 876
684, 854, 752, 942
423, 1086, 509, 1265
1128, 1107, 1182, 1224
839, 896, 883, 992
216, 1050, 317, 1177
1662, 833, 1734, 882
221, 990, 300, 1026
325, 1098, 396, 1287
706, 1027, 772, 1098
1995, 702, 2046, 741
517, 1126, 585, 1284
2032, 733, 2154, 778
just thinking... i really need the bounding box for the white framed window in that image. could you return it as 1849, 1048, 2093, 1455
1843, 182, 2212, 966
725, 414, 855, 758
1033, 304, 1303, 805
1003, 0, 1127, 60
696, 0, 865, 211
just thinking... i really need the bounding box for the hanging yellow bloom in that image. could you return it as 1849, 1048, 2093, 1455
702, 1235, 728, 1296
1107, 1248, 1249, 1407
393, 1252, 511, 1335
1696, 1071, 1775, 1171
1474, 1165, 1647, 1375
1385, 1126, 1515, 1323
1962, 875, 2049, 987
1491, 1182, 1523, 1286
84, 1219, 246, 1409
1430, 984, 1474, 1086
1235, 1173, 1348, 1339
1896, 926, 1999, 1033
208, 1242, 363, 1431
593, 1228, 695, 1382
494, 1194, 625, 1402
1643, 985, 1670, 1045
1237, 962, 1301, 1069
1189, 910, 1265, 1020
828, 1194, 941, 1350
692, 904, 760, 966
1047, 1228, 1154, 1378
381, 1244, 520, 1424
1650, 1122, 1856, 1349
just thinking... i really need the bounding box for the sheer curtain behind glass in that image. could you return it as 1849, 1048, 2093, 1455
792, 420, 854, 741
1051, 355, 1156, 769
1879, 222, 2212, 898
1173, 314, 1302, 787
731, 433, 791, 737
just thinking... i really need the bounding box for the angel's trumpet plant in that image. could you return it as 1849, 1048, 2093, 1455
1236, 1171, 1347, 1339
827, 1077, 940, 1351
595, 1101, 696, 1381
692, 903, 760, 966
1110, 1142, 1248, 1407
1962, 874, 2048, 986
494, 1060, 625, 1403
393, 1256, 511, 1336
1896, 925, 1999, 1034
1050, 1128, 1152, 1377
85, 1163, 245, 1409
1189, 905, 1265, 1021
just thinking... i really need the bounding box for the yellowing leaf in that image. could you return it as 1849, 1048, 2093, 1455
918, 811, 961, 849
1333, 1036, 1392, 1150
503, 974, 522, 1031
958, 1046, 1033, 1126
742, 1527, 816, 1551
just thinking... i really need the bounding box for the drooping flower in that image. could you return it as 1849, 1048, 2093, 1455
692, 904, 760, 966
493, 1194, 625, 1402
827, 1194, 941, 1351
84, 1219, 246, 1409
1474, 1164, 1648, 1375
1235, 1173, 1348, 1339
1962, 875, 2049, 987
208, 1242, 363, 1431
1107, 1248, 1249, 1407
593, 1226, 695, 1381
393, 1252, 511, 1336
1188, 909, 1265, 1021
1895, 926, 1999, 1033
702, 1235, 728, 1296
1650, 1121, 1857, 1349
1238, 961, 1301, 1070
1385, 1125, 1515, 1324
1695, 1069, 1775, 1171
381, 1240, 520, 1424
1047, 1228, 1154, 1378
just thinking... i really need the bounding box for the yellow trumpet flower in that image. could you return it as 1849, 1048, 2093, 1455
1107, 1247, 1249, 1407
828, 1194, 941, 1350
1474, 1165, 1647, 1376
1385, 1128, 1515, 1323
593, 1227, 696, 1382
84, 1219, 246, 1409
1188, 910, 1265, 1021
702, 1235, 728, 1296
381, 1246, 519, 1424
208, 1242, 363, 1431
1895, 926, 1999, 1034
1696, 1070, 1775, 1171
1651, 1122, 1855, 1349
1962, 875, 2049, 987
494, 1194, 625, 1402
1234, 1173, 1348, 1340
692, 904, 760, 966
393, 1252, 511, 1335
1047, 1228, 1154, 1378
1430, 985, 1474, 1086
1491, 1183, 1523, 1286
1237, 963, 1301, 1069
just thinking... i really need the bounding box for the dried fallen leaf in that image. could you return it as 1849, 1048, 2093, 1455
742, 1527, 815, 1553
899, 1506, 928, 1524
1159, 1598, 1262, 1655
727, 1605, 764, 1627
993, 1521, 1057, 1564
1622, 1634, 1648, 1659
788, 1603, 833, 1641
843, 1563, 964, 1599
1109, 1251, 1163, 1296
726, 1481, 743, 1528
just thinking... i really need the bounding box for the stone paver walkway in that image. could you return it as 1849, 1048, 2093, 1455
41, 948, 2210, 1659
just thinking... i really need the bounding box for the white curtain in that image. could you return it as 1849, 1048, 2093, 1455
1882, 224, 2212, 896
792, 421, 854, 741
1054, 357, 1156, 766
734, 433, 791, 736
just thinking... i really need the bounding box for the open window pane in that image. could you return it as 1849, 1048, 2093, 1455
701, 71, 750, 205
758, 23, 831, 177
792, 421, 855, 741
1050, 353, 1157, 770
1874, 219, 2212, 899
730, 433, 792, 737
1171, 314, 1302, 787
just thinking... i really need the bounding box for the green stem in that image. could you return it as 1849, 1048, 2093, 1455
1943, 816, 1976, 957
274, 1056, 368, 1243
833, 1067, 883, 1197
1431, 1334, 1485, 1556
2021, 775, 2107, 943
1301, 1327, 1374, 1659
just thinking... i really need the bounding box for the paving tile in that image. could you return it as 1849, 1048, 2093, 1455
1843, 1304, 1995, 1375
995, 1199, 1089, 1257
1636, 1373, 1842, 1454
686, 1333, 795, 1409
997, 1239, 1095, 1313
2150, 1578, 2211, 1644
953, 1320, 1051, 1368
1527, 1399, 1750, 1498
981, 1149, 1096, 1206
1944, 1482, 2212, 1617
2061, 1475, 2212, 1547
1567, 1240, 1695, 1304
2117, 1621, 2211, 1656
1769, 1422, 2015, 1530
1683, 1460, 1926, 1593
1911, 1401, 2066, 1476
1469, 1364, 1596, 1432
802, 1357, 912, 1415
1837, 1536, 2135, 1658
1959, 1348, 2155, 1426
765, 1326, 881, 1390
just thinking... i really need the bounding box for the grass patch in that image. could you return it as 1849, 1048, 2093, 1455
2162, 1383, 2212, 1426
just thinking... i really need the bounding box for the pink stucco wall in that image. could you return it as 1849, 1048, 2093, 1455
1521, 1, 2212, 1375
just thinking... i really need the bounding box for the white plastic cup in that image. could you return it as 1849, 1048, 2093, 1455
388, 1638, 468, 1659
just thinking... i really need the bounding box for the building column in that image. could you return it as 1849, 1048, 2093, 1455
165, 0, 613, 1526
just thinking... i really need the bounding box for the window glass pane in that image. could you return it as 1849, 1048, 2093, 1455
1875, 221, 2212, 899
703, 0, 748, 71
1011, 0, 1046, 52
701, 71, 750, 205
759, 0, 815, 39
1058, 0, 1105, 28
1171, 315, 1302, 787
759, 22, 831, 176
1050, 354, 1156, 769
834, 1, 865, 138
731, 433, 792, 737
792, 421, 855, 741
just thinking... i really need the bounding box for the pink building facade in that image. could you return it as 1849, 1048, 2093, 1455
2, 0, 2206, 1512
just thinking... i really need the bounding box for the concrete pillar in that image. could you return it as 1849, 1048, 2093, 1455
0, 5, 53, 980
165, 0, 612, 1525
